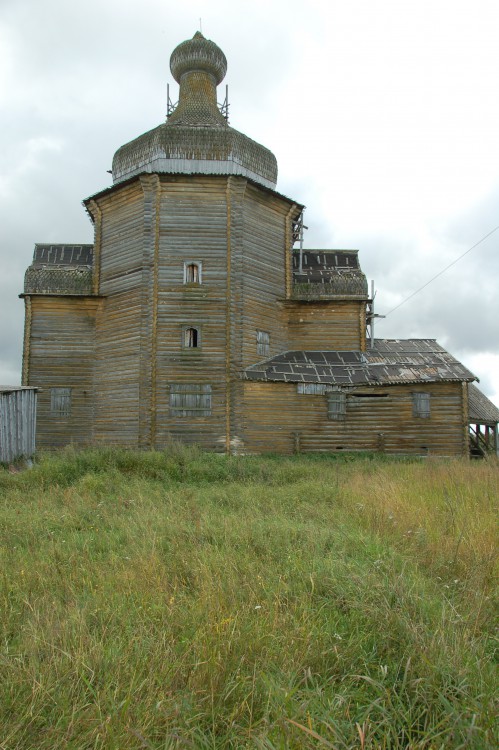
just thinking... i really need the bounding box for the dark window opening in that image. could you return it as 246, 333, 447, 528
184, 262, 201, 284
183, 327, 199, 348
351, 393, 389, 398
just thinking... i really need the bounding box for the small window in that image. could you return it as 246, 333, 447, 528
51, 387, 71, 416
327, 392, 346, 421
170, 384, 212, 417
298, 383, 327, 395
183, 326, 200, 348
413, 392, 430, 418
256, 330, 270, 357
184, 262, 202, 284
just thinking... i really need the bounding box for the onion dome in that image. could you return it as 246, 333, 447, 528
112, 32, 278, 189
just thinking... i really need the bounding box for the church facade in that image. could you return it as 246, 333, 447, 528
22, 32, 491, 456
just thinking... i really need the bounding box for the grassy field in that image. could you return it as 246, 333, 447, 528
0, 447, 497, 749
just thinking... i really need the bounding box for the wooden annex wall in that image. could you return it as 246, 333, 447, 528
24, 296, 100, 448
241, 381, 467, 456
285, 300, 366, 352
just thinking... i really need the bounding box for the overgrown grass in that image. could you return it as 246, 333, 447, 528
0, 447, 497, 749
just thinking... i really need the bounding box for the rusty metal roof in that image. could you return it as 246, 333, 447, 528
24, 245, 94, 296
32, 244, 94, 267
244, 339, 476, 386
292, 249, 368, 299
468, 384, 499, 425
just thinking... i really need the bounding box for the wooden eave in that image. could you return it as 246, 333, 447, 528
82, 171, 305, 221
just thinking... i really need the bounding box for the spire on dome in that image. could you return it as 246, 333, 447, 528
111, 32, 278, 189
167, 32, 227, 128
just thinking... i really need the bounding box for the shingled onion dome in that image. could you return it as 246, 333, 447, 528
112, 32, 278, 189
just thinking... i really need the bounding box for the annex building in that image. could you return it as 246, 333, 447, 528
21, 33, 499, 456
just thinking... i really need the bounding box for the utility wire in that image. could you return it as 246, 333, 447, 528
385, 223, 499, 317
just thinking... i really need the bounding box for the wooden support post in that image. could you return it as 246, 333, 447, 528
293, 431, 302, 454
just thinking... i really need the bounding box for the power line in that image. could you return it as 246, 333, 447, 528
385, 223, 499, 317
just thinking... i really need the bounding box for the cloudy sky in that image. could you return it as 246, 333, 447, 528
1, 0, 498, 404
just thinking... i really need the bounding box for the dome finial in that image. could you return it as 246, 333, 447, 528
170, 32, 227, 85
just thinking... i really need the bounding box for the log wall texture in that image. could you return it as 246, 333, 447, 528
285, 300, 366, 351
24, 172, 469, 456
241, 381, 467, 456
154, 176, 229, 450
90, 181, 147, 445
25, 296, 100, 447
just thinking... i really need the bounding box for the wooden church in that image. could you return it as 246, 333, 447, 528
21, 32, 499, 456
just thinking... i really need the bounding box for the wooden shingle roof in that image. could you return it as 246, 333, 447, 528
244, 339, 476, 387
468, 384, 499, 425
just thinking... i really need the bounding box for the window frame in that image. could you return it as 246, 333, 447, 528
169, 383, 212, 417
182, 325, 201, 349
50, 387, 71, 417
412, 392, 431, 419
183, 261, 202, 285
327, 391, 346, 421
256, 329, 270, 358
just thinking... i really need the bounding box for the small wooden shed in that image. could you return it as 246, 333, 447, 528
0, 386, 37, 464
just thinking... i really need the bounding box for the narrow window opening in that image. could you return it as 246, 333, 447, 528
351, 393, 389, 398
256, 330, 270, 357
413, 392, 430, 418
51, 387, 71, 416
184, 262, 202, 284
184, 327, 199, 348
327, 392, 346, 421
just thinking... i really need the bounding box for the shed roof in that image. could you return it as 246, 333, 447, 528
468, 383, 499, 425
0, 386, 38, 393
244, 339, 476, 387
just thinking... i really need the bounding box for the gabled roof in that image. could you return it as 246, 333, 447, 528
468, 384, 499, 425
244, 339, 476, 387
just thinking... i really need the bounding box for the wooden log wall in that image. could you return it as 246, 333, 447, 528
240, 184, 295, 366
26, 296, 100, 448
91, 181, 146, 445
241, 381, 467, 456
154, 176, 230, 450
285, 300, 365, 352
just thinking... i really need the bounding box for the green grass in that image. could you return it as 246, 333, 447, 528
0, 447, 497, 749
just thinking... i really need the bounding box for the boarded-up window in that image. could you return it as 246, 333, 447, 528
184, 262, 202, 284
51, 387, 71, 416
413, 392, 430, 418
183, 326, 199, 348
327, 392, 346, 420
297, 383, 327, 395
256, 330, 270, 357
170, 384, 212, 417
